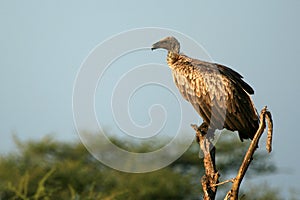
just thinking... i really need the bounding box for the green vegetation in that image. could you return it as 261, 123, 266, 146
0, 133, 280, 200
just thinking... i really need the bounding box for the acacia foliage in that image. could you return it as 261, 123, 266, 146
0, 133, 279, 200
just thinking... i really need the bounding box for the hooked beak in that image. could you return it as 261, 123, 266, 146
151, 41, 160, 51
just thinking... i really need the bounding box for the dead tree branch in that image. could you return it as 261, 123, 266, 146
192, 122, 219, 200
192, 106, 273, 200
226, 106, 274, 200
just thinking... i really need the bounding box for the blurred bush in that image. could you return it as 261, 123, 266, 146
0, 132, 279, 200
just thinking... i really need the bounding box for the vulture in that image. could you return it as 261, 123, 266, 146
151, 36, 259, 141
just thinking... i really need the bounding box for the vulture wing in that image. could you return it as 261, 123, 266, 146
172, 55, 259, 140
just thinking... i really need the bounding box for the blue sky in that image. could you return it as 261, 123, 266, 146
1, 0, 299, 196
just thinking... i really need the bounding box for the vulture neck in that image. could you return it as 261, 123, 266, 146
167, 51, 179, 68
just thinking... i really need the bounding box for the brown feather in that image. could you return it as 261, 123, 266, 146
151, 37, 259, 141
170, 54, 259, 140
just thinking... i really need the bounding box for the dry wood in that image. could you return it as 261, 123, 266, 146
226, 106, 273, 200
192, 123, 219, 200
192, 107, 273, 200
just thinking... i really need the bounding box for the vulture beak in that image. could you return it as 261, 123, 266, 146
151, 37, 180, 53
151, 41, 161, 51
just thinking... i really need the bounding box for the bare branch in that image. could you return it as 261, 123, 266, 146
192, 107, 273, 200
192, 123, 219, 200
265, 110, 273, 153
211, 178, 235, 187
227, 106, 274, 200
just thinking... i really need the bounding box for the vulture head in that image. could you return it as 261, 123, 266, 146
151, 36, 180, 53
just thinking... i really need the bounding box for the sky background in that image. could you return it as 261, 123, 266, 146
1, 0, 299, 197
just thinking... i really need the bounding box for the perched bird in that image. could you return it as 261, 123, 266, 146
151, 36, 259, 141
